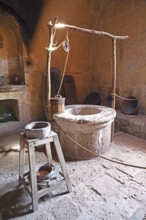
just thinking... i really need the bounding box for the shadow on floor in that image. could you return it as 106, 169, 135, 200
0, 185, 33, 219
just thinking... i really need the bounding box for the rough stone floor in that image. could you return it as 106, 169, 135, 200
0, 130, 146, 220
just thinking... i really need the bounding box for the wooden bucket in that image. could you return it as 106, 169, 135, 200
49, 97, 65, 121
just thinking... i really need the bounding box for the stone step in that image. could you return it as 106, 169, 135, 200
115, 111, 146, 140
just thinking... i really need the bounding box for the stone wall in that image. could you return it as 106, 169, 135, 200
91, 0, 146, 114
25, 0, 146, 113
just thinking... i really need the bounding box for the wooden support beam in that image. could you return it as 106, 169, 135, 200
111, 38, 117, 109
46, 17, 58, 107
55, 23, 128, 40
111, 38, 117, 138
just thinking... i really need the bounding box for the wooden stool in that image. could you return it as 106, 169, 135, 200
19, 131, 72, 212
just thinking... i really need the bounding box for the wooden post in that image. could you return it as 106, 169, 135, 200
111, 38, 117, 109
46, 17, 58, 117
111, 38, 117, 138
47, 22, 54, 107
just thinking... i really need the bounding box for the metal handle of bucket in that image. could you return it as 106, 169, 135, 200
55, 95, 62, 99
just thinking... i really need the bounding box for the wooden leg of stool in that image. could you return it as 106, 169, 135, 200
19, 136, 26, 183
28, 142, 38, 212
53, 134, 72, 192
45, 142, 52, 164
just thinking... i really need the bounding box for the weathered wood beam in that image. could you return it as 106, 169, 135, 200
112, 38, 117, 109
46, 17, 58, 107
111, 38, 117, 137
55, 23, 128, 40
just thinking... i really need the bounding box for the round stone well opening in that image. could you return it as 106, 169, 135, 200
53, 105, 116, 160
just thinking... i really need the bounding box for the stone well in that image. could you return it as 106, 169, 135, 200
53, 105, 116, 160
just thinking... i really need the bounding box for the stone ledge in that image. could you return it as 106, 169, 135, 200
115, 111, 146, 140
0, 121, 24, 137
0, 85, 25, 92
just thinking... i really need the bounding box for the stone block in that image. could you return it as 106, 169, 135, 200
116, 111, 146, 139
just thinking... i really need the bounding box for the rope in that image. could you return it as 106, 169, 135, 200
111, 93, 146, 101
56, 31, 70, 97
111, 94, 137, 101
56, 51, 69, 97
55, 123, 146, 170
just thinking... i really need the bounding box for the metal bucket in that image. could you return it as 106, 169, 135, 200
49, 97, 65, 121
121, 96, 139, 115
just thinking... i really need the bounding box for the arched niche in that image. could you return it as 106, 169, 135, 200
0, 12, 25, 84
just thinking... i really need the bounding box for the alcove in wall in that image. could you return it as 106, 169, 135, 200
0, 11, 25, 84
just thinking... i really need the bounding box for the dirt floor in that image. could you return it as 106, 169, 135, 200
0, 130, 146, 220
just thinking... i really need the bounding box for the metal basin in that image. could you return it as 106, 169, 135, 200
121, 96, 139, 115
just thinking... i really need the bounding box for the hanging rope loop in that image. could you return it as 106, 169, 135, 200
56, 30, 70, 97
